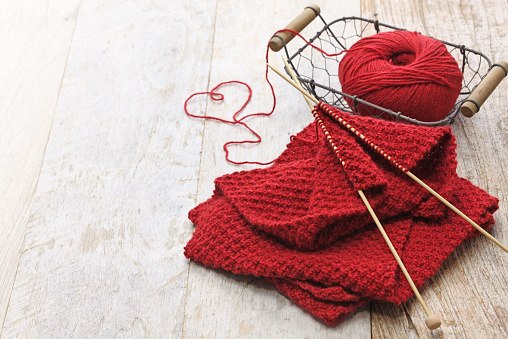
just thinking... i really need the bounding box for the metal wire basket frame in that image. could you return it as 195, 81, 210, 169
276, 12, 493, 126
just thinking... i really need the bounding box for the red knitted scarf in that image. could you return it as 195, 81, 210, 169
184, 103, 498, 325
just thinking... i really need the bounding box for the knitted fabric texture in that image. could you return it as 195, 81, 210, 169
184, 104, 499, 325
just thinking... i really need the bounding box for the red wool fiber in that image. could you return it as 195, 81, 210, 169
339, 31, 463, 122
184, 104, 499, 325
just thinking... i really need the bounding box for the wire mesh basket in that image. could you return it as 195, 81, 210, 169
270, 6, 507, 126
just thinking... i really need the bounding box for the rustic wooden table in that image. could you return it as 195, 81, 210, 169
1, 0, 507, 337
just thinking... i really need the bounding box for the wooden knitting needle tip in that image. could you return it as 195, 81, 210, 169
279, 57, 315, 109
277, 57, 441, 330
267, 63, 319, 104
425, 314, 442, 330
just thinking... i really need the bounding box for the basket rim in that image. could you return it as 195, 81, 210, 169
278, 16, 493, 126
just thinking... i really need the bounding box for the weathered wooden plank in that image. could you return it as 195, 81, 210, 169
2, 0, 217, 337
182, 1, 370, 338
5, 0, 503, 337
361, 0, 508, 337
0, 0, 80, 333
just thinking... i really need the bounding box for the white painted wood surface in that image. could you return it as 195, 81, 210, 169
1, 0, 216, 337
0, 0, 506, 337
362, 0, 508, 338
0, 0, 80, 331
183, 0, 369, 337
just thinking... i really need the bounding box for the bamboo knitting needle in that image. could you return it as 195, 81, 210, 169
358, 191, 441, 330
406, 172, 508, 253
278, 57, 441, 330
268, 62, 508, 255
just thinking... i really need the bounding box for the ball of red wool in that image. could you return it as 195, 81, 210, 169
338, 30, 463, 122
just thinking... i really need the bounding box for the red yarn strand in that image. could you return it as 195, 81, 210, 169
184, 29, 346, 165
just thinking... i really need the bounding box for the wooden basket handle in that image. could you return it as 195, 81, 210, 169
269, 5, 321, 52
460, 61, 508, 117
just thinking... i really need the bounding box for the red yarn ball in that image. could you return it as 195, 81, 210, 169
338, 31, 463, 122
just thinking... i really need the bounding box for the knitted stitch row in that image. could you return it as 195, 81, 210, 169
185, 105, 498, 325
211, 106, 457, 250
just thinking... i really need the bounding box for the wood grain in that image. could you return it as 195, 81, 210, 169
2, 0, 216, 337
1, 0, 506, 337
361, 0, 508, 337
460, 61, 508, 117
268, 4, 321, 52
182, 0, 371, 338
0, 0, 80, 333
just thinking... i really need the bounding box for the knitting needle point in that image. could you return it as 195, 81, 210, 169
279, 59, 315, 108
267, 63, 319, 104
278, 57, 441, 330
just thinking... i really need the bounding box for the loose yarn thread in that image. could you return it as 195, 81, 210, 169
338, 30, 463, 122
185, 29, 464, 164
184, 29, 345, 165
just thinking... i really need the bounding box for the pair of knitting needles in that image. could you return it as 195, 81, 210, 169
269, 56, 508, 330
